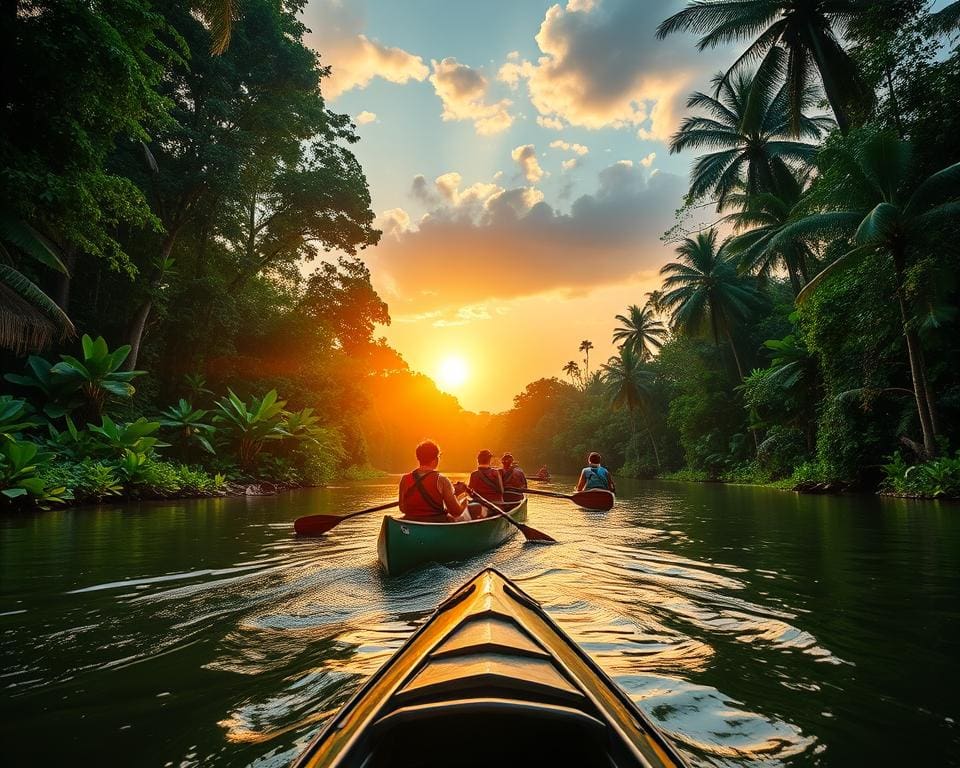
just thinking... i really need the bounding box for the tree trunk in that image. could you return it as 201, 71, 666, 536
806, 29, 851, 134
54, 245, 77, 312
885, 67, 904, 139
640, 410, 661, 470
893, 253, 937, 457
124, 231, 177, 370
726, 327, 760, 453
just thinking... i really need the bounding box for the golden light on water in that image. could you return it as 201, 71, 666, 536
435, 355, 469, 391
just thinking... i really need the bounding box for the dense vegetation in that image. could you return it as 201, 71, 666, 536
498, 1, 960, 498
2, 1, 959, 506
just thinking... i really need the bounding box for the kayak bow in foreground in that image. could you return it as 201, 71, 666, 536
293, 568, 689, 768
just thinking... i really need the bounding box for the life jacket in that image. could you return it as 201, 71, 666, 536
399, 469, 446, 519
500, 466, 526, 491
468, 467, 504, 502
583, 465, 611, 490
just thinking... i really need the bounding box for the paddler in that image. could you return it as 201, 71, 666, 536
575, 451, 616, 492
499, 452, 527, 494
398, 440, 471, 522
468, 449, 504, 513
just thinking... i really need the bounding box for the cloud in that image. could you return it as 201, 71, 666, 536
537, 115, 565, 130
355, 110, 377, 125
378, 208, 412, 240
561, 158, 579, 171
640, 151, 656, 167
430, 57, 514, 135
496, 0, 729, 140
304, 1, 428, 99
368, 160, 686, 314
549, 139, 589, 155
511, 144, 546, 183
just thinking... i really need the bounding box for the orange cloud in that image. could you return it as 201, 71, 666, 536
355, 110, 377, 125
430, 58, 514, 135
368, 161, 686, 315
304, 1, 428, 100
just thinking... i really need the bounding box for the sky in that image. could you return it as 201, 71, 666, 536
301, 0, 732, 412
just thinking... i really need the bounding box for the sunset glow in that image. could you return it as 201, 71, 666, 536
436, 355, 469, 391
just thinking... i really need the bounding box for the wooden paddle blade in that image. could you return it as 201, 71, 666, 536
517, 522, 556, 543
571, 489, 615, 511
294, 514, 344, 537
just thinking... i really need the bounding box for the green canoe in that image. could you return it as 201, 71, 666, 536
377, 495, 528, 576
293, 568, 689, 768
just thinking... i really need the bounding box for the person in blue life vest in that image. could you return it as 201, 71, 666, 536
575, 451, 616, 492
499, 452, 527, 495
398, 439, 471, 522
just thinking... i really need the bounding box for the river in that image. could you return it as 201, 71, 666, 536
1, 478, 958, 766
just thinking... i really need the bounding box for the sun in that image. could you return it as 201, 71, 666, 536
436, 355, 469, 391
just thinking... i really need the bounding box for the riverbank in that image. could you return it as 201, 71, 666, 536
647, 456, 960, 501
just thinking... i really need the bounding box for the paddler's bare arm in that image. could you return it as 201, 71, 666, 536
439, 476, 468, 518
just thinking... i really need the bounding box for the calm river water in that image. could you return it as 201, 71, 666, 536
1, 478, 958, 766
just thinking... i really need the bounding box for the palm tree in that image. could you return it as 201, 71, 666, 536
612, 305, 668, 361
562, 360, 582, 387
775, 132, 960, 456
579, 340, 594, 379
657, 0, 875, 134
930, 1, 960, 34
645, 290, 666, 314
196, 0, 236, 54
601, 348, 661, 469
722, 168, 818, 294
0, 210, 75, 353
659, 229, 765, 380
669, 70, 833, 208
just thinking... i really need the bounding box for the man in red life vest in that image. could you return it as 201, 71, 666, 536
468, 449, 504, 509
499, 452, 527, 495
398, 440, 470, 522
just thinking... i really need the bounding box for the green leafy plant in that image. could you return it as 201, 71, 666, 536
5, 335, 145, 421
89, 415, 167, 457
0, 396, 39, 441
182, 373, 213, 402
160, 399, 215, 456
44, 416, 100, 460
0, 439, 70, 506
213, 389, 288, 470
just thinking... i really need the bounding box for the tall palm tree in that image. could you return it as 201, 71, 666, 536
722, 168, 818, 294
659, 229, 765, 380
612, 304, 668, 361
562, 360, 582, 387
670, 70, 833, 208
579, 340, 594, 379
775, 132, 960, 456
657, 0, 876, 134
601, 348, 661, 469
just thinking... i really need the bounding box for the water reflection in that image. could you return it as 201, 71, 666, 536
1, 479, 958, 767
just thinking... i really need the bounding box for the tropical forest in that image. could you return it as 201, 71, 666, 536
2, 2, 960, 766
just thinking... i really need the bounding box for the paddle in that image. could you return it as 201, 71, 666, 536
465, 489, 556, 543
519, 487, 615, 511
294, 500, 399, 537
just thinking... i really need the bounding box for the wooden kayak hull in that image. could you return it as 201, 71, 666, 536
377, 496, 528, 576
293, 568, 689, 768
580, 489, 616, 511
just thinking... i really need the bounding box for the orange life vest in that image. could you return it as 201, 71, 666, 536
399, 469, 446, 520
469, 467, 503, 502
